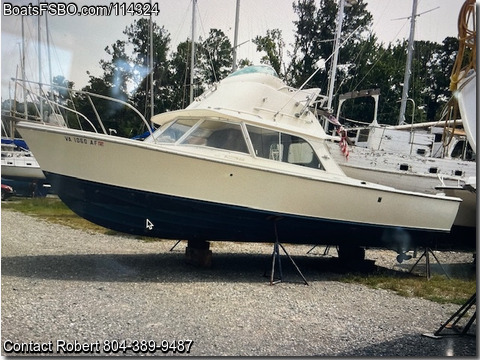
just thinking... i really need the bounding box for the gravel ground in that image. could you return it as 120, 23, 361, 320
1, 209, 476, 356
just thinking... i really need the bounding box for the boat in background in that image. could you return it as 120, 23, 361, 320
325, 89, 475, 241
436, 176, 475, 228
324, 0, 476, 242
1, 113, 46, 182
326, 90, 475, 195
1, 138, 44, 181
16, 66, 465, 261
1, 7, 66, 190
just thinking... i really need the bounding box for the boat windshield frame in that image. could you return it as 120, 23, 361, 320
147, 117, 325, 171
227, 65, 279, 78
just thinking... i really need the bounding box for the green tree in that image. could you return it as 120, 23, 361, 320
78, 19, 172, 136
169, 29, 233, 108
337, 38, 406, 124
197, 28, 233, 84
287, 0, 372, 91
286, 0, 457, 126
123, 18, 171, 117
418, 37, 458, 120
168, 40, 194, 109
253, 29, 285, 76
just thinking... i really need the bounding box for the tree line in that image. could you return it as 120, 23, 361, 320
4, 0, 463, 137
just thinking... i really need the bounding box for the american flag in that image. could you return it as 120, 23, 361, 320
326, 114, 349, 160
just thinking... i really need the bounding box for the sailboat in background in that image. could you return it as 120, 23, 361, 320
1, 12, 66, 195
1, 115, 45, 182
324, 0, 476, 238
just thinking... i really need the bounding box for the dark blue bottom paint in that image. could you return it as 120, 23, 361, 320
45, 172, 474, 251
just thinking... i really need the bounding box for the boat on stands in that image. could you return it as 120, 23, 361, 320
16, 66, 463, 260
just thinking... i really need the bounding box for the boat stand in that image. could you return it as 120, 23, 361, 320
170, 240, 182, 251
185, 240, 212, 267
306, 245, 336, 255
423, 293, 476, 339
267, 220, 308, 286
268, 240, 309, 285
408, 247, 450, 280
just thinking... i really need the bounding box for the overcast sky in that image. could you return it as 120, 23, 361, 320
1, 0, 463, 99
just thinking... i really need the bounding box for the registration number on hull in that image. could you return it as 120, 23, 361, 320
64, 136, 104, 147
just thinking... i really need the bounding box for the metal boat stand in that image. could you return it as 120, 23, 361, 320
170, 240, 183, 251
423, 293, 476, 339
408, 247, 450, 280
267, 218, 308, 286
306, 244, 337, 255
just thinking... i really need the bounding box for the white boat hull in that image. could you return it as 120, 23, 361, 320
1, 154, 45, 180
330, 145, 475, 194
328, 143, 475, 232
17, 121, 462, 251
436, 182, 476, 228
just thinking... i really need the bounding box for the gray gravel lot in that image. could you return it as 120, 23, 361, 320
1, 209, 476, 356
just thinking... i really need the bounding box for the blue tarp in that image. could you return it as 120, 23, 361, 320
1, 138, 29, 150
131, 128, 155, 140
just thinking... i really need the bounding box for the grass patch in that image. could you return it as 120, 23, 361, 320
2, 197, 114, 234
341, 272, 476, 305
2, 197, 163, 242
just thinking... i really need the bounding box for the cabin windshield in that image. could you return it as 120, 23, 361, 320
180, 120, 249, 153
148, 118, 324, 170
228, 65, 279, 78
147, 118, 197, 143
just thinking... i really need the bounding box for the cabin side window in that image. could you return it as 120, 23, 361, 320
180, 120, 249, 153
246, 125, 324, 170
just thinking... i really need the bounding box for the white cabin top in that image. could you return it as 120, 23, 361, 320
151, 65, 328, 139
147, 66, 346, 176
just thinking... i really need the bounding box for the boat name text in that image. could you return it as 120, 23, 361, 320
65, 136, 104, 147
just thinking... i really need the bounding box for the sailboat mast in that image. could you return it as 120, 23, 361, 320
232, 0, 240, 72
326, 0, 347, 111
149, 2, 154, 123
21, 16, 27, 120
189, 0, 197, 104
38, 1, 43, 119
46, 13, 53, 101
397, 0, 418, 125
